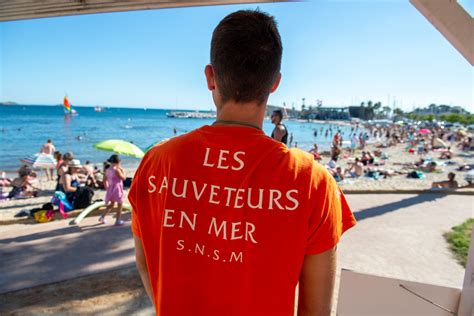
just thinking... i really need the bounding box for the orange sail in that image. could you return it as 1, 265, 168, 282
63, 96, 71, 112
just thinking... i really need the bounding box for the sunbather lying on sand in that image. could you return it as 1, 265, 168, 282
439, 147, 453, 159
418, 161, 440, 173
366, 167, 406, 179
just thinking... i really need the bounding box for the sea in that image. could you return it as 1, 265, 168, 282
0, 105, 359, 173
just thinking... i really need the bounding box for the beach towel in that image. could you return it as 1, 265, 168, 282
407, 170, 425, 179
366, 171, 380, 180
51, 191, 73, 218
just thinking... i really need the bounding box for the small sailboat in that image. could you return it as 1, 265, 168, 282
94, 105, 104, 112
64, 96, 78, 116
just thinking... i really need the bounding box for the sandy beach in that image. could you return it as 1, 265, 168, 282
2, 0, 473, 313
332, 142, 474, 191
1, 193, 471, 315
1, 142, 474, 224
0, 139, 473, 315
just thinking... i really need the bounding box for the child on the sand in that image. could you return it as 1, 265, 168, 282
99, 155, 126, 226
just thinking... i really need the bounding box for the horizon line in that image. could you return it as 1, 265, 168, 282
1, 102, 472, 113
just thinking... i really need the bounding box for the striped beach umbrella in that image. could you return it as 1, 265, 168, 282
21, 153, 57, 169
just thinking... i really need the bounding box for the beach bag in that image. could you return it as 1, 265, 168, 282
73, 187, 94, 209
123, 177, 132, 188
34, 210, 54, 223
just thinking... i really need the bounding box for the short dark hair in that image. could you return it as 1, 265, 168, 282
108, 154, 121, 164
272, 109, 283, 120
211, 10, 282, 104
63, 152, 74, 161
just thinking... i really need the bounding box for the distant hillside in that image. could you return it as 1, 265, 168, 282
0, 101, 18, 106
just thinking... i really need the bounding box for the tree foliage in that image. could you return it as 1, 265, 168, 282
406, 113, 474, 125
406, 104, 472, 125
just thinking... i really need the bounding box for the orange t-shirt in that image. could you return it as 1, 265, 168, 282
129, 125, 356, 315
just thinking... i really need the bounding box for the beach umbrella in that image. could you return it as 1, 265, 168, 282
93, 139, 144, 158
21, 153, 57, 169
418, 129, 431, 134
433, 138, 447, 148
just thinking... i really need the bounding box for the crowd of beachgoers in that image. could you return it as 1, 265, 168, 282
0, 119, 473, 223
0, 140, 131, 224
307, 121, 474, 191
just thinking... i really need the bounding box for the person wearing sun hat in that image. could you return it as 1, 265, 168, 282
56, 152, 74, 191
59, 159, 84, 204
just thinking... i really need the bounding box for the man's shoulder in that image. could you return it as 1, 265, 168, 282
294, 147, 333, 172
286, 148, 319, 172
283, 149, 334, 192
143, 129, 201, 160
155, 129, 201, 148
277, 124, 286, 131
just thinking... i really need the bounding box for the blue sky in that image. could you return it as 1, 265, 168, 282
1, 0, 472, 112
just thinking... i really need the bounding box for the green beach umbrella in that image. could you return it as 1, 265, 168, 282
93, 139, 145, 158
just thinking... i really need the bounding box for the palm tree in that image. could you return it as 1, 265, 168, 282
373, 102, 382, 111
393, 108, 403, 116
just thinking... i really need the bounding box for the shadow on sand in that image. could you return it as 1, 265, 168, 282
354, 193, 448, 221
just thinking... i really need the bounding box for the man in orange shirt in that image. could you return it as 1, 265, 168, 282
130, 10, 356, 316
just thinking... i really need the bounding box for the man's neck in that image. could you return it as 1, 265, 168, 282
215, 100, 266, 130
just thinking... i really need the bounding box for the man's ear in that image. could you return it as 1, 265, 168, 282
270, 73, 282, 93
204, 64, 216, 91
